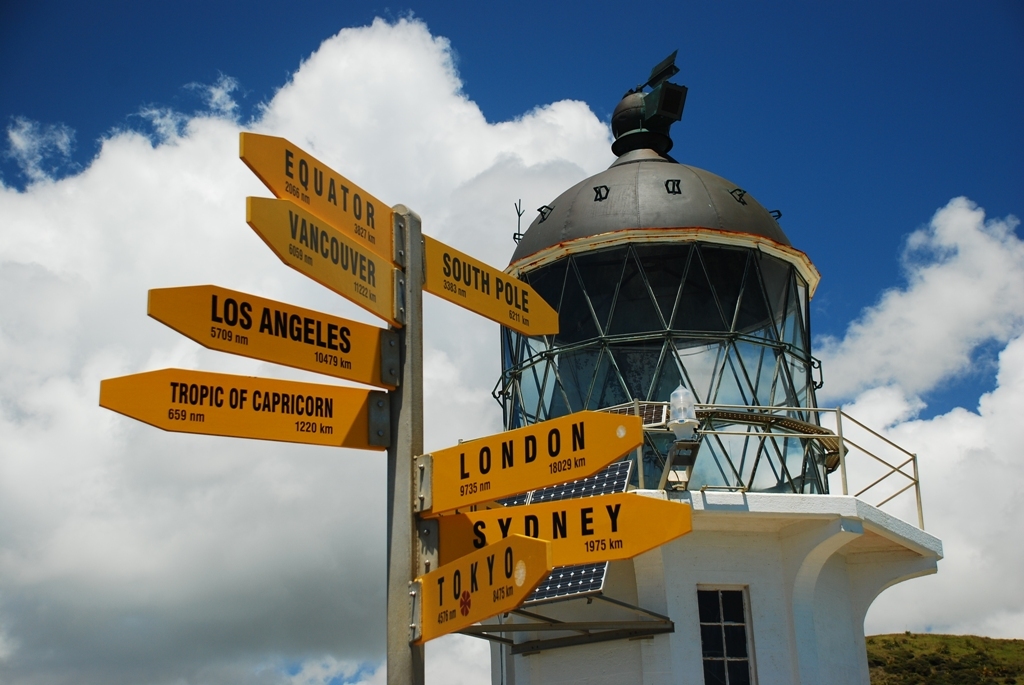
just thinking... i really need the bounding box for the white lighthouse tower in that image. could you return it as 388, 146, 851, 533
476, 54, 942, 685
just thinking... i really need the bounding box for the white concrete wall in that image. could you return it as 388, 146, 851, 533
493, 493, 942, 685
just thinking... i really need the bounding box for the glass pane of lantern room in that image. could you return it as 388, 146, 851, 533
536, 358, 557, 421
734, 255, 775, 338
672, 339, 724, 405
758, 254, 791, 332
699, 245, 748, 331
787, 354, 810, 408
517, 360, 545, 423
553, 345, 601, 415
610, 341, 665, 401
588, 348, 631, 410
782, 305, 807, 358
556, 260, 602, 344
765, 347, 799, 408
652, 344, 687, 404
712, 345, 752, 406
607, 249, 663, 336
632, 243, 689, 328
523, 259, 568, 316
574, 249, 628, 334
675, 248, 729, 332
690, 436, 737, 489
734, 339, 769, 406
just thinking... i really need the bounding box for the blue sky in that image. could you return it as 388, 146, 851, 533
1, 4, 1024, 684
3, 0, 1022, 415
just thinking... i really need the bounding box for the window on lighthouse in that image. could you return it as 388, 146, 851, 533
698, 588, 755, 685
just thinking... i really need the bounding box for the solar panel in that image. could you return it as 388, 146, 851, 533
496, 492, 530, 507
530, 460, 633, 504
496, 460, 633, 508
508, 459, 633, 604
525, 562, 608, 604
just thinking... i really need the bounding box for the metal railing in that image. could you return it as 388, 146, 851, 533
601, 401, 925, 530
829, 408, 924, 530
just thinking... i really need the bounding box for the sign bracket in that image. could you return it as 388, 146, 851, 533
414, 454, 432, 513
392, 210, 407, 268
417, 518, 438, 574
408, 579, 423, 645
379, 330, 400, 388
368, 391, 391, 447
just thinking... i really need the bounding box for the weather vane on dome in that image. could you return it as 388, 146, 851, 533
629, 49, 682, 94
612, 50, 689, 156
512, 199, 525, 244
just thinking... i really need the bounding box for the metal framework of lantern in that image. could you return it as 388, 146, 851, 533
494, 239, 831, 495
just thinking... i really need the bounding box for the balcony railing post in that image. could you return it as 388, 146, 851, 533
913, 453, 925, 530
835, 407, 848, 496
633, 398, 645, 489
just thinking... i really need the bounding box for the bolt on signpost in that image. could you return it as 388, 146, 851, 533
100, 131, 691, 685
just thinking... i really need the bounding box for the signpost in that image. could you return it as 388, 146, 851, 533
100, 368, 390, 450
98, 130, 695, 685
240, 133, 398, 266
410, 535, 552, 644
246, 197, 402, 327
423, 235, 559, 337
415, 411, 643, 515
148, 285, 399, 389
436, 492, 692, 567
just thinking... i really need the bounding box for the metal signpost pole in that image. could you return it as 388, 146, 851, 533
386, 206, 425, 685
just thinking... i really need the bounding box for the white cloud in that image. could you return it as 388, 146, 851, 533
858, 332, 1024, 637
816, 197, 1024, 402
3, 14, 1020, 684
811, 200, 1024, 638
0, 17, 609, 685
188, 74, 242, 118
5, 117, 76, 184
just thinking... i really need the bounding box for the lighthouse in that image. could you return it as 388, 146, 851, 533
480, 54, 942, 685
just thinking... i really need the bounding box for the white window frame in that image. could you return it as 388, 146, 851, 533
695, 584, 758, 685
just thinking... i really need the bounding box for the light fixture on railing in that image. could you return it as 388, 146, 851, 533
668, 384, 698, 440
659, 385, 702, 490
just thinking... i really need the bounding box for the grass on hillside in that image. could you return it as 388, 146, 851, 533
867, 633, 1024, 685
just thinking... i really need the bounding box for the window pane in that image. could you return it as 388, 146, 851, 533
700, 625, 724, 657
610, 342, 664, 401
727, 660, 752, 685
574, 250, 627, 334
697, 590, 720, 623
607, 250, 663, 335
632, 243, 689, 327
724, 625, 748, 658
721, 590, 745, 623
556, 261, 601, 343
678, 248, 728, 331
700, 246, 747, 329
702, 659, 727, 685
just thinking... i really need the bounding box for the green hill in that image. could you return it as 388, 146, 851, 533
867, 633, 1024, 684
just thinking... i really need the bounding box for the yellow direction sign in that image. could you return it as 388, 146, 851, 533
240, 132, 396, 265
411, 535, 551, 644
99, 368, 389, 450
437, 493, 692, 567
423, 235, 559, 337
246, 197, 402, 327
417, 411, 642, 515
148, 285, 398, 389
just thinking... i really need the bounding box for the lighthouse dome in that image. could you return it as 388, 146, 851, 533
510, 148, 791, 266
